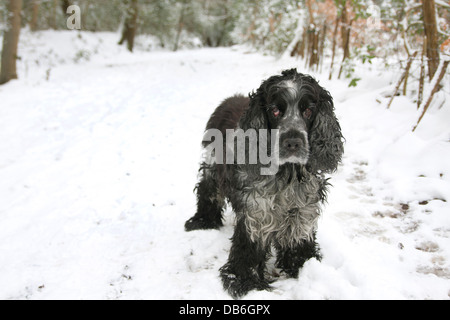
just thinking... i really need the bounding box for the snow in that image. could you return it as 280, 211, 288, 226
0, 30, 449, 300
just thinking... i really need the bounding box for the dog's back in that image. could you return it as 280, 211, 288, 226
203, 95, 250, 147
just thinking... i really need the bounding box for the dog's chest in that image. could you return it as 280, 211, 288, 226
275, 180, 319, 212
243, 176, 322, 247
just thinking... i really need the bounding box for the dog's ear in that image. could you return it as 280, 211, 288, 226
239, 85, 269, 131
308, 88, 344, 173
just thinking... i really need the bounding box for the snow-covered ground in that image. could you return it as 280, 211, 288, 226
0, 30, 449, 300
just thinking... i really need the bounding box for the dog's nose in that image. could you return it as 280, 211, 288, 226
282, 138, 303, 152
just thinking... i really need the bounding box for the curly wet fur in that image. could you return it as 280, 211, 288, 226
239, 165, 326, 248
185, 69, 344, 299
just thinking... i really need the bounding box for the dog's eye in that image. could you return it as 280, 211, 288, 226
272, 107, 281, 118
303, 108, 312, 119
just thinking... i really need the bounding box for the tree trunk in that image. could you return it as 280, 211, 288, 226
118, 0, 138, 52
173, 0, 188, 52
422, 0, 440, 80
309, 29, 320, 70
305, 0, 319, 70
318, 23, 327, 72
61, 0, 72, 15
216, 1, 230, 47
290, 28, 306, 58
337, 23, 351, 79
338, 1, 352, 79
413, 59, 450, 131
0, 0, 23, 85
281, 15, 303, 59
340, 1, 350, 60
81, 0, 90, 30
387, 51, 418, 109
329, 16, 340, 80
30, 0, 40, 31
417, 37, 427, 109
51, 0, 57, 29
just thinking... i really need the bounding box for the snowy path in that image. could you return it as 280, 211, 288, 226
0, 31, 449, 299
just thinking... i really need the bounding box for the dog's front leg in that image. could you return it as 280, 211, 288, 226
219, 217, 270, 299
275, 233, 322, 278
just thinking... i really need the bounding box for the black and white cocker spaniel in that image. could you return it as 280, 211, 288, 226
185, 69, 344, 298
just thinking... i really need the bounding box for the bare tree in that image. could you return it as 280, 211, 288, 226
51, 0, 57, 29
328, 15, 339, 80
173, 0, 188, 52
118, 0, 138, 52
338, 0, 352, 79
61, 0, 73, 14
422, 0, 440, 80
413, 59, 450, 131
0, 0, 23, 85
386, 51, 418, 109
305, 0, 319, 70
30, 0, 40, 31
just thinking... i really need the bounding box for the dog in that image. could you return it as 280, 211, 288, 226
185, 69, 344, 298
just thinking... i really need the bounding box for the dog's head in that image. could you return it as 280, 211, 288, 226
240, 69, 344, 173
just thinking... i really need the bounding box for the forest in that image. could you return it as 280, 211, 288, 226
1, 1, 450, 300
1, 0, 450, 126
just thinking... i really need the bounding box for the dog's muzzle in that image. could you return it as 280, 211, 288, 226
279, 130, 309, 164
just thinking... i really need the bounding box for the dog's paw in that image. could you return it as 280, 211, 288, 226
184, 216, 223, 231
220, 266, 271, 299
